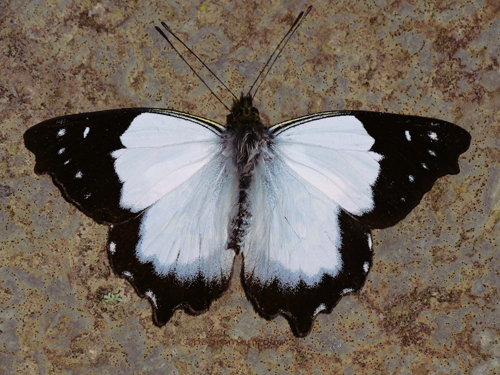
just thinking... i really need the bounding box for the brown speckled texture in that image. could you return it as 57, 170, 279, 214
1, 0, 498, 373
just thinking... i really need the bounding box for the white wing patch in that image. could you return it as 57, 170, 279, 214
145, 290, 158, 308
243, 154, 343, 287
112, 113, 221, 212
275, 116, 382, 215
135, 153, 238, 281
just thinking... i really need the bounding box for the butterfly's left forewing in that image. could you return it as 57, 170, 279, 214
24, 109, 225, 223
242, 111, 470, 336
25, 109, 237, 324
273, 111, 471, 228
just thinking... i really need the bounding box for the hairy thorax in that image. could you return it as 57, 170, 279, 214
224, 95, 273, 176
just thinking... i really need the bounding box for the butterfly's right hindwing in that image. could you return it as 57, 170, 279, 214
241, 111, 470, 336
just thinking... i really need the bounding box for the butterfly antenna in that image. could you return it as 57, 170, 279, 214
249, 6, 312, 99
155, 25, 233, 112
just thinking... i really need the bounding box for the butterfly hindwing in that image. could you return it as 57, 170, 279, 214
108, 153, 239, 323
241, 154, 373, 336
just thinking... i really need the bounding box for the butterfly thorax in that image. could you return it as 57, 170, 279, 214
224, 94, 272, 176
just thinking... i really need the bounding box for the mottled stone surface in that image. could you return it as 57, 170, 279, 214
1, 0, 499, 373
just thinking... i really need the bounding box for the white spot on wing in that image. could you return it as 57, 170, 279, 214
363, 262, 370, 273
57, 128, 66, 137
75, 171, 83, 179
408, 175, 415, 182
367, 233, 372, 249
84, 193, 91, 199
428, 131, 438, 140
422, 163, 428, 169
341, 288, 354, 295
109, 242, 116, 254
314, 303, 327, 317
83, 127, 90, 138
145, 290, 158, 308
58, 148, 65, 155
405, 130, 411, 141
64, 159, 71, 165
428, 149, 437, 156
122, 271, 133, 279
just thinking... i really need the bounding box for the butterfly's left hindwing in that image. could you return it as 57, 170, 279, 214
25, 109, 236, 324
241, 153, 373, 337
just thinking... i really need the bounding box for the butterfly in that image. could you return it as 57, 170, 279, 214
23, 8, 471, 337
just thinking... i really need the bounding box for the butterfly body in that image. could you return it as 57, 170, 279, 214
223, 94, 273, 251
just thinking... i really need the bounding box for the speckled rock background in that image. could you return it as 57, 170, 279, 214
1, 0, 498, 373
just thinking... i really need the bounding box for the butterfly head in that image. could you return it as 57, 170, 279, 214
226, 94, 262, 129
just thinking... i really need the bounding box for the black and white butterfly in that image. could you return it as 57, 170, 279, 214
24, 9, 471, 337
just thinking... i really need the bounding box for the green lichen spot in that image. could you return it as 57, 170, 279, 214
103, 292, 122, 304
199, 1, 209, 12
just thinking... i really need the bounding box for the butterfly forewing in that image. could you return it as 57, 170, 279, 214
271, 111, 471, 228
350, 111, 471, 228
24, 109, 223, 224
25, 109, 141, 223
